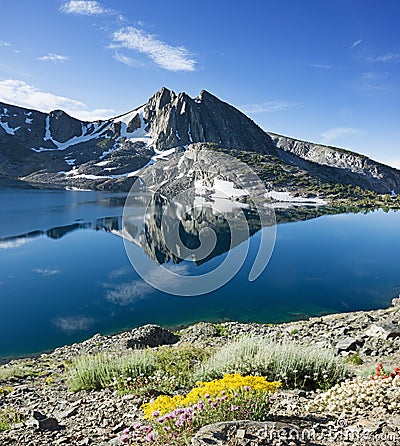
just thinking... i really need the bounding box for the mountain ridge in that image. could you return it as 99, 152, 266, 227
1, 87, 399, 196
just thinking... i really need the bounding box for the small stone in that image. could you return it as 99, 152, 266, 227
31, 410, 47, 421
236, 428, 246, 438
336, 337, 360, 352
55, 406, 78, 420
112, 422, 128, 433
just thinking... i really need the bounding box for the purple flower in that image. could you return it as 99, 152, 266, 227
120, 434, 129, 443
152, 410, 160, 418
146, 432, 156, 442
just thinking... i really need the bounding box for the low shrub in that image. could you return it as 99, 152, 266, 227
308, 372, 400, 415
152, 344, 213, 391
66, 344, 213, 393
194, 337, 350, 390
66, 351, 156, 391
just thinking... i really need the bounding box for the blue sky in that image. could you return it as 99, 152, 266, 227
0, 0, 399, 167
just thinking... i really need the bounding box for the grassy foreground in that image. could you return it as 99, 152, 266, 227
1, 334, 399, 445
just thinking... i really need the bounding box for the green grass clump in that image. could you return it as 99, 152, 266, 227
0, 387, 21, 432
66, 350, 156, 392
153, 344, 213, 390
194, 337, 351, 390
0, 407, 21, 432
346, 353, 363, 366
0, 362, 40, 382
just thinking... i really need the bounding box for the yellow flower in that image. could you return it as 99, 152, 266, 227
141, 373, 281, 419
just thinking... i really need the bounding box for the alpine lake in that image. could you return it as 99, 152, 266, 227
1, 184, 400, 359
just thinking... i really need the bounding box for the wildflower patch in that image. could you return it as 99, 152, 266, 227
121, 373, 281, 444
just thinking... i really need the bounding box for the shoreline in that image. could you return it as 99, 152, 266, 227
2, 295, 399, 366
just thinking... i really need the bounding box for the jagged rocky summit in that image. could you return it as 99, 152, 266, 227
1, 87, 400, 194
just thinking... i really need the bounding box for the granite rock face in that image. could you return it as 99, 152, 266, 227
144, 88, 277, 154
269, 132, 400, 193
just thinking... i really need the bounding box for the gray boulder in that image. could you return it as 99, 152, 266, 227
365, 321, 400, 340
26, 410, 61, 431
126, 324, 179, 348
190, 420, 323, 446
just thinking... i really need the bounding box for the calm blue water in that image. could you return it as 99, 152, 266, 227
1, 187, 400, 358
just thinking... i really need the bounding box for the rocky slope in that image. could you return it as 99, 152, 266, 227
1, 88, 400, 194
1, 298, 400, 445
269, 132, 400, 194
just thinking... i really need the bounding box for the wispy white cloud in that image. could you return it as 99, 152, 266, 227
350, 39, 362, 49
0, 79, 115, 120
53, 316, 95, 333
68, 107, 115, 121
38, 53, 70, 63
309, 63, 332, 69
239, 100, 297, 114
107, 266, 132, 279
113, 52, 143, 67
112, 26, 196, 72
353, 71, 389, 96
60, 0, 109, 15
361, 71, 384, 80
60, 1, 196, 72
103, 280, 154, 305
33, 267, 61, 276
320, 127, 364, 145
367, 52, 400, 63
0, 41, 11, 47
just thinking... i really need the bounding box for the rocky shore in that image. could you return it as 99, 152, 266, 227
1, 298, 400, 446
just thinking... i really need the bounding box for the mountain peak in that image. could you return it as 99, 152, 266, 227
197, 89, 216, 102
142, 88, 277, 154
149, 87, 176, 109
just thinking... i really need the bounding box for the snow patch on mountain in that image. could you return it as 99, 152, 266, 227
32, 120, 111, 153
265, 190, 327, 205
0, 120, 20, 135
